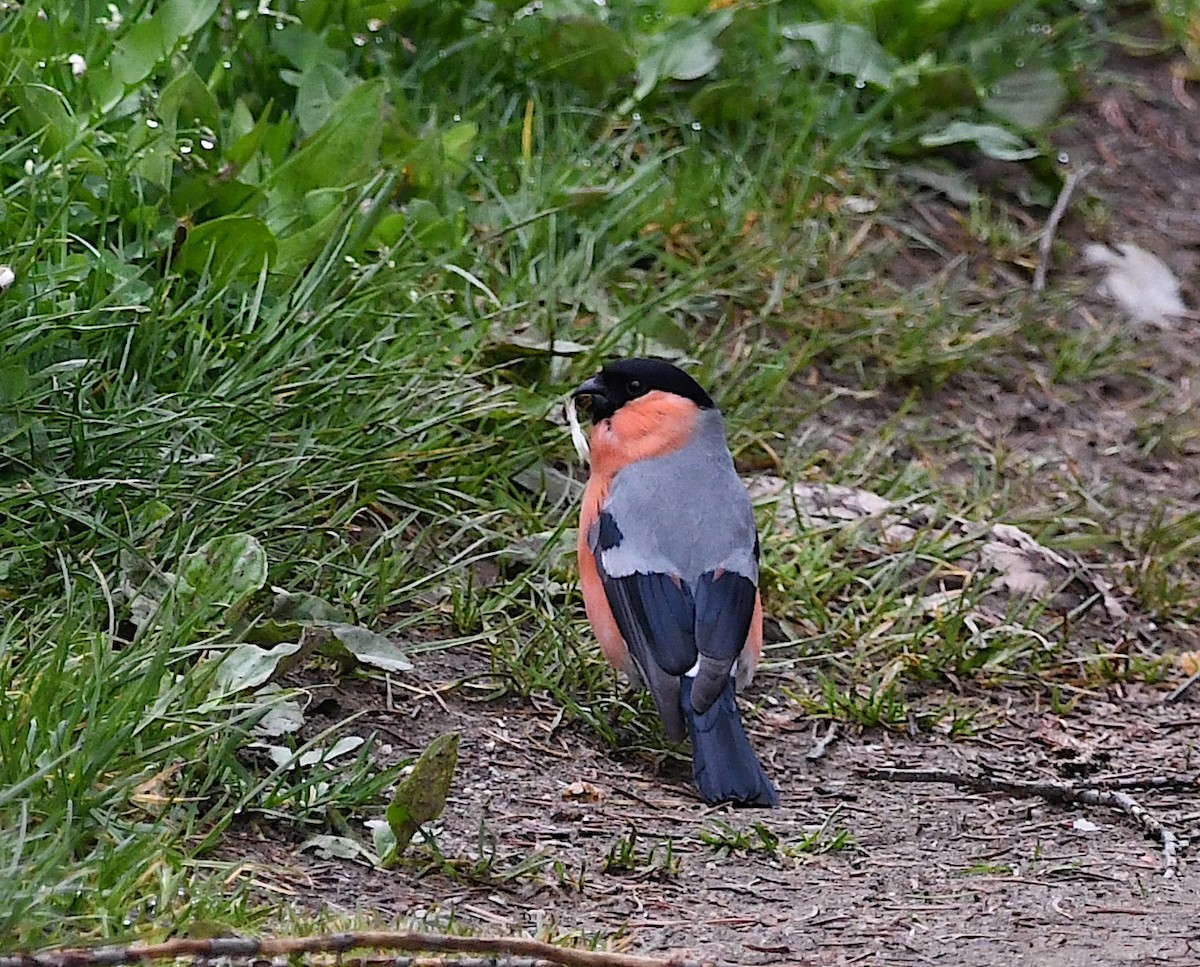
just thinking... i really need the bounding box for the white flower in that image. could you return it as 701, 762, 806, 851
68, 54, 87, 77
0, 265, 15, 291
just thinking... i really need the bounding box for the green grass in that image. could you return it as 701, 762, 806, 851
1, 0, 1191, 952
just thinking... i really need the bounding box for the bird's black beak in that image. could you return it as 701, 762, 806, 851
571, 374, 613, 423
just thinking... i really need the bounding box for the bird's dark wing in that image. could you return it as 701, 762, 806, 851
690, 569, 757, 713
590, 511, 695, 742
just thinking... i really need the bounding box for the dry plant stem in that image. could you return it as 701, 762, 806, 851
0, 934, 717, 967
863, 767, 1182, 877
1033, 163, 1097, 294
1165, 668, 1200, 703
805, 722, 839, 761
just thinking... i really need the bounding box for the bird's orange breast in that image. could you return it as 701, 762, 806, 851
586, 391, 699, 479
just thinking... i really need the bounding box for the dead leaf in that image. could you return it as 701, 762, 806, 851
562, 781, 608, 802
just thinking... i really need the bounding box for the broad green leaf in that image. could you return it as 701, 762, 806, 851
111, 0, 221, 87
272, 591, 348, 624
368, 211, 408, 249
215, 641, 304, 693
157, 68, 221, 133
781, 22, 899, 89
243, 619, 305, 647
528, 16, 635, 97
176, 214, 277, 282
294, 63, 356, 135
111, 17, 172, 86
0, 365, 30, 403
253, 692, 306, 737
161, 0, 223, 37
170, 176, 263, 220
10, 83, 78, 156
269, 78, 385, 202
919, 121, 1040, 161
245, 591, 349, 646
635, 12, 732, 102
898, 163, 982, 205
690, 80, 759, 126
369, 820, 397, 861
178, 533, 268, 611
135, 68, 221, 186
322, 623, 414, 673
272, 199, 345, 274
302, 186, 344, 223
984, 67, 1066, 132
383, 732, 459, 863
890, 62, 979, 116
440, 121, 478, 167
401, 124, 476, 195
273, 23, 347, 73
119, 551, 193, 629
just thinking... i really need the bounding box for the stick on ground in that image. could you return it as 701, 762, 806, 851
805, 722, 839, 761
0, 933, 718, 967
1033, 163, 1097, 294
862, 766, 1185, 878
1165, 667, 1200, 703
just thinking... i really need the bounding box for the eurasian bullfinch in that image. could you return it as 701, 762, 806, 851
567, 358, 777, 807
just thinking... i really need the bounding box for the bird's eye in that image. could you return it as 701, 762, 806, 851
628, 379, 644, 395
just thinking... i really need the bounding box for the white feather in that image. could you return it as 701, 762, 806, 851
1083, 241, 1187, 327
565, 397, 590, 465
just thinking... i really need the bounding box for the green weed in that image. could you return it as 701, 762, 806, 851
603, 827, 681, 881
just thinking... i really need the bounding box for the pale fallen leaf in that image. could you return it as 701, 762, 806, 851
300, 834, 375, 864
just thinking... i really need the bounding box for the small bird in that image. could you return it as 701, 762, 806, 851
567, 358, 777, 807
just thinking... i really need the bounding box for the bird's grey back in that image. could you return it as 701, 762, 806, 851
600, 409, 758, 584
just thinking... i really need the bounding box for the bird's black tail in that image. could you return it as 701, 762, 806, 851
681, 676, 777, 807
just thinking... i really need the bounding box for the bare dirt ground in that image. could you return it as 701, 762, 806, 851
220, 46, 1200, 967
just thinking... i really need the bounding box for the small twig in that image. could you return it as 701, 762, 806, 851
805, 722, 839, 761
862, 767, 1184, 878
1080, 774, 1199, 793
1165, 668, 1200, 704
0, 933, 716, 967
1033, 163, 1097, 295
310, 959, 559, 967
